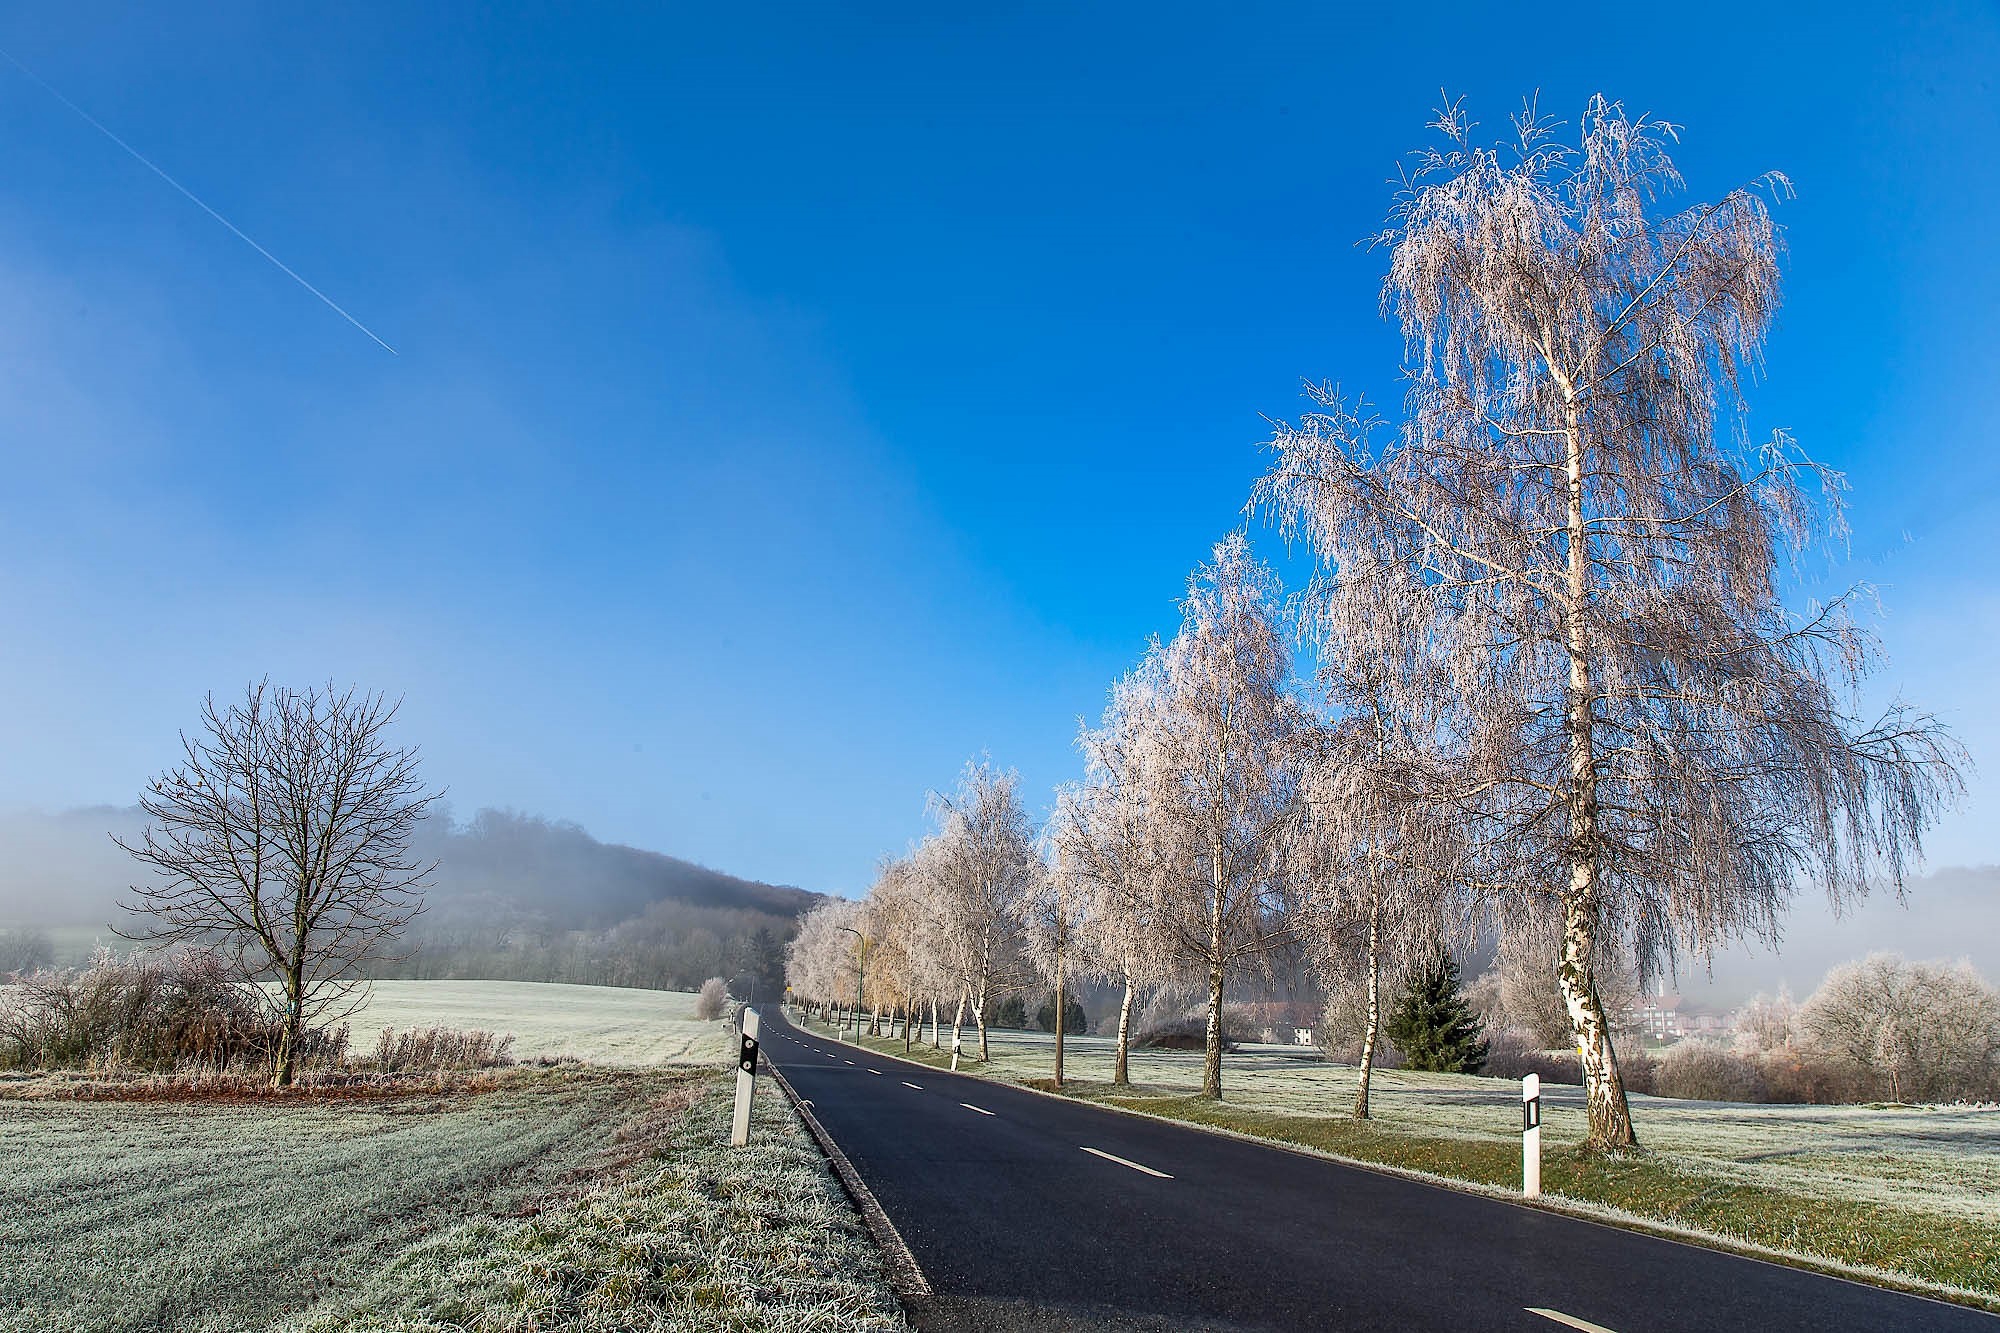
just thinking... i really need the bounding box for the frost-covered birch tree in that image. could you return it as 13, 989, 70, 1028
1290, 722, 1463, 1117
894, 841, 960, 1049
1052, 664, 1175, 1086
925, 760, 1037, 1062
1015, 835, 1081, 1086
1144, 534, 1301, 1100
863, 857, 927, 1047
785, 897, 864, 1021
1258, 97, 1963, 1148
1278, 534, 1470, 1118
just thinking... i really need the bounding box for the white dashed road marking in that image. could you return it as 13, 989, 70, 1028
1080, 1146, 1174, 1179
960, 1102, 994, 1116
1528, 1310, 1621, 1333
902, 1082, 923, 1091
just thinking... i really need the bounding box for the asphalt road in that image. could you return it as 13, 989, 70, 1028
763, 1008, 1995, 1333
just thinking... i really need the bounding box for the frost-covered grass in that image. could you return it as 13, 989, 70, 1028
821, 1010, 2000, 1306
343, 980, 737, 1066
0, 1067, 665, 1332
0, 1065, 908, 1333
0, 975, 728, 1068
280, 1076, 909, 1333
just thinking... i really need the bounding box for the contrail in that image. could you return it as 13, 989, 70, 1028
0, 46, 398, 354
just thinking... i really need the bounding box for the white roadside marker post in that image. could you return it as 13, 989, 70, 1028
731, 1006, 761, 1147
1522, 1072, 1542, 1199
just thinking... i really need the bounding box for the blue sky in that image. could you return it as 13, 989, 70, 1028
0, 3, 1994, 897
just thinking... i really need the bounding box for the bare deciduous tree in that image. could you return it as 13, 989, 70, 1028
1258, 97, 1963, 1147
0, 927, 54, 978
863, 855, 939, 1049
1485, 921, 1643, 1052
116, 682, 440, 1086
1290, 715, 1464, 1118
894, 841, 961, 1050
1733, 986, 1799, 1056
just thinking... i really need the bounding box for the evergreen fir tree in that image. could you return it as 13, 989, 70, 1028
1384, 949, 1489, 1073
991, 994, 1028, 1029
1034, 995, 1089, 1036
746, 927, 786, 998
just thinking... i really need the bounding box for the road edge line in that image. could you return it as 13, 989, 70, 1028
767, 1062, 934, 1302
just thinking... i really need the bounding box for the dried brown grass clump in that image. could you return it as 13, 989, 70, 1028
0, 949, 347, 1076
0, 1066, 517, 1103
371, 1025, 516, 1072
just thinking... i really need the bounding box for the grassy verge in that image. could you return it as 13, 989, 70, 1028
808, 1011, 2000, 1311
1, 1062, 908, 1332
282, 1074, 909, 1332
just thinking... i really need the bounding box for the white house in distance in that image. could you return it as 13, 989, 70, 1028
1622, 985, 1739, 1045
1631, 991, 1685, 1042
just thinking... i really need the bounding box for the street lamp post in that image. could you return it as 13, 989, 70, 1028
838, 925, 866, 1040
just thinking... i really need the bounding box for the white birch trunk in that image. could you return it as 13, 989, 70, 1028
1353, 891, 1381, 1120
1202, 832, 1227, 1099
1558, 891, 1635, 1147
1052, 945, 1066, 1088
975, 978, 990, 1062
1114, 975, 1136, 1086
1558, 373, 1637, 1150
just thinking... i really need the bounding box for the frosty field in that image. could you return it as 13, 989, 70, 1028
278, 1076, 906, 1333
827, 1013, 2000, 1304
0, 1068, 666, 1332
340, 979, 735, 1065
0, 984, 905, 1333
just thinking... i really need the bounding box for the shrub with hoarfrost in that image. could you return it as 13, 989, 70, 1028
0, 949, 347, 1074
1798, 953, 2000, 1103
1653, 1039, 1767, 1103
693, 976, 729, 1021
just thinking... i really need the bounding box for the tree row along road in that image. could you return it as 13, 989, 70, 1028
765, 1010, 1994, 1333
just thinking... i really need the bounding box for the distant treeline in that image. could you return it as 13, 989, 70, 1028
2, 805, 816, 1000
351, 809, 809, 995
370, 898, 791, 997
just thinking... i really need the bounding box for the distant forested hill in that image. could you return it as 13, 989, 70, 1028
386, 809, 817, 993
0, 805, 820, 994
413, 808, 819, 929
